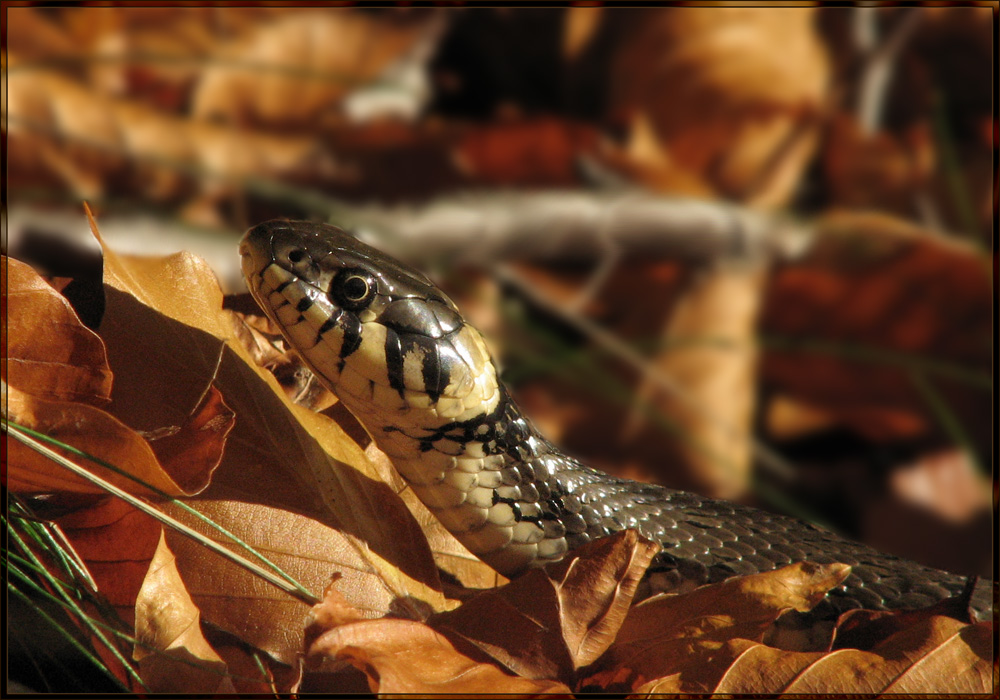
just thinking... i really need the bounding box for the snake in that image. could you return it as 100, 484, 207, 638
240, 219, 989, 619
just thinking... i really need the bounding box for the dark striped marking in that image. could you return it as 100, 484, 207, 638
339, 313, 363, 360
384, 327, 406, 398
273, 278, 294, 293
314, 307, 343, 345
295, 296, 313, 312
418, 335, 448, 402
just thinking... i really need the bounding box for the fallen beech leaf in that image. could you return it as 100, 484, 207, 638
57, 497, 162, 627
773, 616, 990, 695
860, 450, 992, 577
305, 583, 573, 697
824, 113, 935, 215
143, 383, 235, 494
191, 10, 432, 129
229, 310, 335, 411
453, 118, 600, 186
609, 7, 829, 208
582, 562, 850, 693
5, 383, 195, 497
162, 499, 429, 667
3, 255, 112, 405
134, 531, 235, 694
632, 615, 993, 695
6, 55, 334, 204
432, 530, 659, 685
832, 594, 978, 652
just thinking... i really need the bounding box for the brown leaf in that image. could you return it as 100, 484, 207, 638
6, 54, 333, 203
3, 255, 112, 405
860, 450, 992, 577
824, 113, 935, 215
162, 499, 427, 667
57, 497, 162, 626
305, 583, 574, 697
229, 309, 336, 411
608, 7, 829, 208
768, 616, 991, 694
4, 251, 230, 497
453, 118, 600, 186
582, 562, 850, 693
432, 530, 659, 685
143, 383, 235, 495
5, 383, 196, 497
191, 10, 433, 129
763, 212, 991, 451
133, 531, 235, 694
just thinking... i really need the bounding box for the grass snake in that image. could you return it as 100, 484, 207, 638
240, 219, 990, 619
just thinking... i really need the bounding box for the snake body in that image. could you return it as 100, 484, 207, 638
241, 220, 988, 617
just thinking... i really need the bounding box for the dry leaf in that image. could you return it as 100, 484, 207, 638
142, 383, 234, 495
162, 499, 431, 667
191, 10, 433, 129
229, 309, 336, 411
432, 530, 659, 685
56, 497, 163, 626
6, 55, 335, 203
3, 254, 232, 496
4, 383, 206, 497
453, 117, 600, 186
763, 211, 992, 450
825, 113, 935, 215
134, 531, 236, 694
3, 256, 112, 405
608, 7, 829, 208
860, 450, 992, 577
304, 582, 574, 697
582, 562, 851, 693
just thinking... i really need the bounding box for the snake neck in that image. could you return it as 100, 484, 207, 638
340, 371, 608, 574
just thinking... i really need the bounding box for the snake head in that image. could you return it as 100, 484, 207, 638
240, 220, 501, 438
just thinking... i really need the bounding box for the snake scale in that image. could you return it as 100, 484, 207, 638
240, 219, 989, 619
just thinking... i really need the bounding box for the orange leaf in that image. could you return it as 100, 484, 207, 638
143, 383, 235, 494
133, 531, 236, 694
305, 583, 573, 697
57, 498, 162, 627
582, 562, 850, 693
5, 383, 196, 497
3, 255, 112, 405
432, 530, 659, 685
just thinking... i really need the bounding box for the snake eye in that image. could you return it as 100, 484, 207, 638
332, 269, 375, 310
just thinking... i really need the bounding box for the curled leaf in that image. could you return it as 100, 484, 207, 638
134, 532, 235, 694
3, 255, 112, 405
305, 583, 573, 697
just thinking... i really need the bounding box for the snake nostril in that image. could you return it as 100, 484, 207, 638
287, 249, 305, 264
